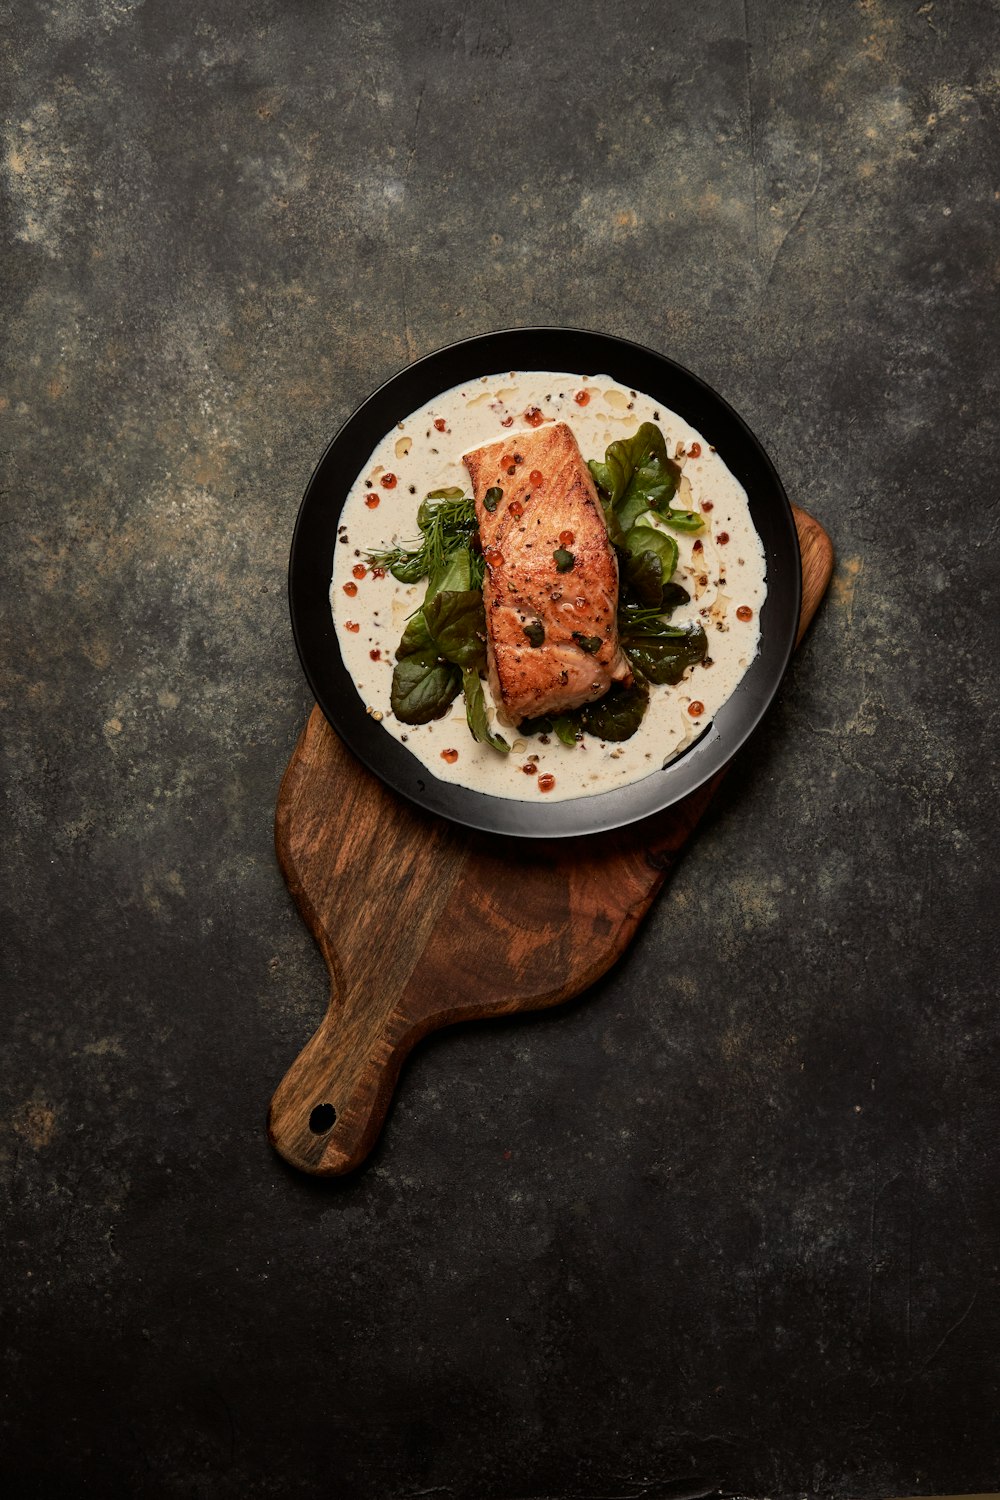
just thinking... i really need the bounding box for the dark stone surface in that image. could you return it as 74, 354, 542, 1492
2, 2, 998, 1496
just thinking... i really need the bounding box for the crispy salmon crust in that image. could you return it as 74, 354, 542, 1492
463, 421, 632, 723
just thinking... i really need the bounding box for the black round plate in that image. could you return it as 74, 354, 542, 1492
288, 327, 800, 839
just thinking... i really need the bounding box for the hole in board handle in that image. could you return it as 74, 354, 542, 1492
309, 1103, 337, 1134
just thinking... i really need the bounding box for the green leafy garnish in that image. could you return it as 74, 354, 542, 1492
389, 655, 462, 724
618, 617, 708, 685
423, 588, 487, 669
553, 548, 575, 572
622, 524, 680, 609
589, 423, 704, 537
366, 491, 482, 588
552, 716, 580, 747
578, 680, 650, 741
463, 668, 509, 753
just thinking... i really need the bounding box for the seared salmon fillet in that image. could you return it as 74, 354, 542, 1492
463, 421, 632, 723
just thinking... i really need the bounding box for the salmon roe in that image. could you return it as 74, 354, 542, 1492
687, 701, 705, 718
689, 442, 702, 458
717, 531, 730, 545
343, 582, 358, 596
344, 621, 360, 633
537, 773, 556, 792
441, 748, 458, 763
365, 495, 380, 508
380, 472, 397, 488
371, 566, 386, 578
559, 529, 575, 545
524, 407, 544, 427
501, 416, 514, 427
433, 418, 447, 432
573, 596, 587, 611
736, 605, 754, 622
484, 545, 504, 565
522, 762, 537, 776
529, 469, 544, 485
500, 453, 515, 469
701, 500, 714, 512
369, 648, 381, 660
508, 500, 524, 518
574, 390, 590, 406
352, 564, 367, 579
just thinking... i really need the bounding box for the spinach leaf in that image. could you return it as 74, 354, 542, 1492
395, 610, 437, 659
589, 423, 704, 538
620, 620, 708, 685
423, 588, 487, 671
658, 505, 706, 534
622, 524, 680, 608
389, 655, 461, 724
426, 546, 471, 603
626, 524, 678, 578
463, 668, 509, 753
552, 715, 580, 746
580, 680, 650, 741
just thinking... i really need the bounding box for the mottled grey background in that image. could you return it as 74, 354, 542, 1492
2, 1, 999, 1497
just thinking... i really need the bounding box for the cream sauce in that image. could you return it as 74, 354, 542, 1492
330, 372, 767, 803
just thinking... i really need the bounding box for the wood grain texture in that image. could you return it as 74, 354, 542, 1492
267, 507, 834, 1175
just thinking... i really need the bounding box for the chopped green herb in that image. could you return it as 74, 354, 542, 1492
572, 633, 602, 654
483, 486, 502, 513
522, 620, 545, 648
553, 548, 575, 572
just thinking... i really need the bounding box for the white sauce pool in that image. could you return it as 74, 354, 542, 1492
330, 372, 767, 804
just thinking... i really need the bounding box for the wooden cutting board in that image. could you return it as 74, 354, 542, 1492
268, 506, 833, 1175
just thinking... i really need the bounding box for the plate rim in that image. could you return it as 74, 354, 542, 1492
288, 324, 801, 839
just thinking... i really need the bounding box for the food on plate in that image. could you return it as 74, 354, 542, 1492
330, 372, 767, 803
463, 422, 632, 723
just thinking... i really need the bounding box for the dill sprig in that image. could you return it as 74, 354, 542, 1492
366, 489, 483, 588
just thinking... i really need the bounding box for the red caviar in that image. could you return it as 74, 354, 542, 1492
701, 500, 714, 512
365, 495, 380, 508
344, 621, 360, 633
352, 564, 367, 579
537, 773, 556, 792
343, 582, 358, 596
736, 605, 753, 622
501, 415, 514, 427
573, 596, 588, 611
522, 762, 537, 775
689, 442, 702, 458
687, 701, 705, 718
369, 648, 381, 660
524, 407, 544, 427
574, 389, 590, 405
441, 748, 458, 764
500, 453, 515, 469
484, 545, 504, 565
529, 469, 544, 485
371, 566, 386, 578
717, 531, 730, 544
693, 539, 704, 552
559, 529, 575, 545
380, 472, 397, 488
508, 500, 524, 518
433, 418, 447, 432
